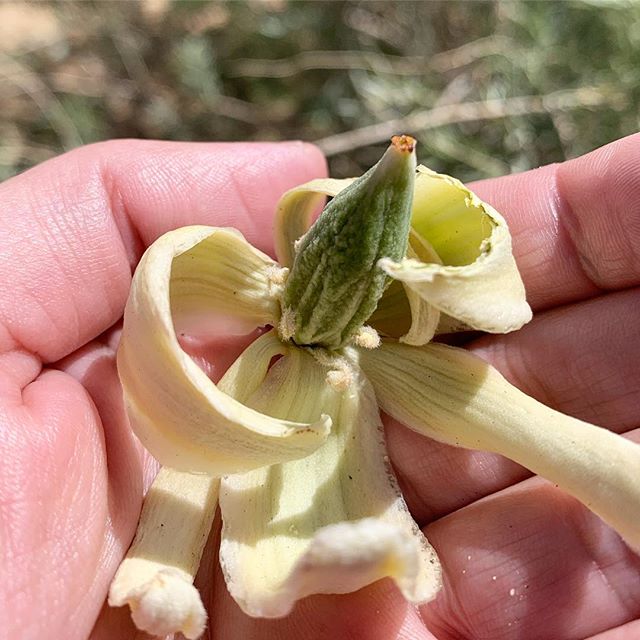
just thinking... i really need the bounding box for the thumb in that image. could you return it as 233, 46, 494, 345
0, 140, 326, 363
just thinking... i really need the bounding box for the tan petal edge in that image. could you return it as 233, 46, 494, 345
219, 348, 441, 618
380, 166, 532, 334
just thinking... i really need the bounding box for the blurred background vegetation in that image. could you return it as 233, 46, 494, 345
0, 0, 638, 182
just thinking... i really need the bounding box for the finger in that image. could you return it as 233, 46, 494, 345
194, 510, 435, 640
470, 132, 640, 311
470, 288, 640, 432
420, 440, 640, 640
587, 620, 640, 639
208, 556, 435, 640
0, 365, 112, 639
0, 140, 326, 362
0, 334, 160, 640
387, 288, 639, 525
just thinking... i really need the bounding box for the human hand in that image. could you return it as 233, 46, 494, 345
1, 136, 638, 640
0, 140, 326, 639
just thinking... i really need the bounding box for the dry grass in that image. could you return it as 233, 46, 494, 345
0, 1, 638, 181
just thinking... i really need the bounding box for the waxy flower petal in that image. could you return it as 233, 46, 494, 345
118, 226, 330, 474
219, 347, 440, 617
380, 166, 532, 333
108, 467, 218, 639
274, 177, 355, 268
360, 342, 640, 550
110, 332, 314, 637
397, 232, 442, 345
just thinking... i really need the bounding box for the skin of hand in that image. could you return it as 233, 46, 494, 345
0, 136, 638, 640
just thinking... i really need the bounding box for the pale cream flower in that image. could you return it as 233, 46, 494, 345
109, 140, 640, 638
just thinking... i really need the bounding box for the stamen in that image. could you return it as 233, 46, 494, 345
278, 307, 296, 341
353, 325, 381, 349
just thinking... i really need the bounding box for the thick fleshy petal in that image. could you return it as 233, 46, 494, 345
219, 348, 441, 618
108, 467, 218, 639
118, 228, 330, 474
110, 331, 317, 638
370, 232, 441, 345
380, 166, 532, 333
170, 226, 281, 335
368, 279, 412, 337
399, 232, 441, 344
360, 342, 640, 551
274, 177, 356, 268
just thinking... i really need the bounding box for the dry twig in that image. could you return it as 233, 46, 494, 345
315, 86, 627, 157
228, 36, 510, 79
0, 54, 82, 149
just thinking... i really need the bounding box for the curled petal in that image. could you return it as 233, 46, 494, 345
371, 231, 441, 346
170, 226, 281, 335
118, 228, 329, 473
380, 166, 532, 333
361, 342, 640, 551
110, 331, 324, 637
274, 178, 355, 267
368, 279, 412, 338
401, 232, 442, 344
108, 467, 218, 639
219, 348, 440, 617
400, 284, 440, 345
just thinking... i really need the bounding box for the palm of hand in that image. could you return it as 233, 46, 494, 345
1, 138, 638, 640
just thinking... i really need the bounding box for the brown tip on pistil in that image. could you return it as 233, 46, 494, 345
391, 134, 416, 153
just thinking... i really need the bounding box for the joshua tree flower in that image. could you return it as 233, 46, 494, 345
108, 136, 640, 639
